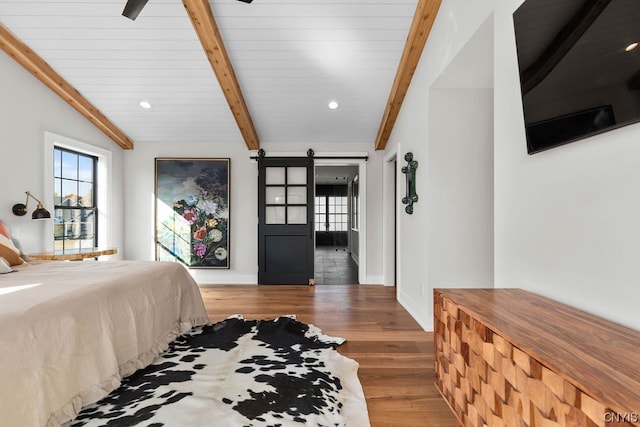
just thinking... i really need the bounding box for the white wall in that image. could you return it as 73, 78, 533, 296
427, 88, 494, 290
389, 0, 640, 332
0, 52, 124, 254
123, 141, 258, 284
493, 1, 640, 331
387, 4, 495, 330
123, 141, 385, 285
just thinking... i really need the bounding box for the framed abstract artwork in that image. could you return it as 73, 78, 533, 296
155, 158, 230, 268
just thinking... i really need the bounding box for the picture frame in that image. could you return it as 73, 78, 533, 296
155, 158, 230, 268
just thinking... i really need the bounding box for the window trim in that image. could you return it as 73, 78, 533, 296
44, 132, 112, 252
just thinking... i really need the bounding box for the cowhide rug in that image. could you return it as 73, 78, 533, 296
69, 315, 370, 427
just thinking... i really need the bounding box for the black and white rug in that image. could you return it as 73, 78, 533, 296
70, 315, 370, 426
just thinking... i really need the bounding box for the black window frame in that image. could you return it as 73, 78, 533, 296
53, 146, 98, 252
314, 193, 349, 232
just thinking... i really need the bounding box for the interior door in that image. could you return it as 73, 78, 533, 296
258, 156, 314, 284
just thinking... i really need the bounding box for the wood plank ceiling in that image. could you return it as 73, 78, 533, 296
0, 0, 441, 151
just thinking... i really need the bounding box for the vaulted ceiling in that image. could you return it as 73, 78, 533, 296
0, 0, 441, 150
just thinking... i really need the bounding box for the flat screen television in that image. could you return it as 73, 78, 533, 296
513, 0, 640, 154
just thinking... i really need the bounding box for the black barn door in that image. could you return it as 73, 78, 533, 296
258, 155, 314, 284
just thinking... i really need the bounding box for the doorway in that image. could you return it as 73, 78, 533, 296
314, 165, 359, 285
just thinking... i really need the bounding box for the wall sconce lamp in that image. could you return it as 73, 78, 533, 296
12, 191, 51, 220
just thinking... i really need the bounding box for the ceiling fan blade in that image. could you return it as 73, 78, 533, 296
236, 0, 254, 3
122, 0, 149, 20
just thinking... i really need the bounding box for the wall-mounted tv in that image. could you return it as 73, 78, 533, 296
513, 0, 640, 154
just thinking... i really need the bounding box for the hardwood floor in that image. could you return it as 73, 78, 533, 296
199, 284, 457, 427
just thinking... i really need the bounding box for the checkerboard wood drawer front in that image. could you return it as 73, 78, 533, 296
434, 289, 640, 427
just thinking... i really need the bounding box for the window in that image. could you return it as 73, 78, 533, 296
328, 196, 348, 231
315, 195, 348, 231
53, 147, 98, 252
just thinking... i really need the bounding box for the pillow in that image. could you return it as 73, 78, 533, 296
0, 221, 25, 266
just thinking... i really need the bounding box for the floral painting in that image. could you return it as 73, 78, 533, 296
155, 158, 230, 268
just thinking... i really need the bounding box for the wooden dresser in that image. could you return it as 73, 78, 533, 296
434, 288, 640, 427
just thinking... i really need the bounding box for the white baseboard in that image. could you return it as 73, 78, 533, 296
363, 275, 384, 285
189, 271, 258, 285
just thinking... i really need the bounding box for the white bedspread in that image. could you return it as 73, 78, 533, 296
0, 260, 210, 427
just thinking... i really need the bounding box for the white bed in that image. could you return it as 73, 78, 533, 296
0, 260, 210, 427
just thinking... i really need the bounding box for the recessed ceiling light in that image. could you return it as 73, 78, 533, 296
139, 100, 152, 109
625, 42, 638, 52
328, 100, 339, 110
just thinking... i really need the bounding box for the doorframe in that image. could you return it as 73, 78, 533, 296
383, 144, 400, 288
314, 158, 367, 284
